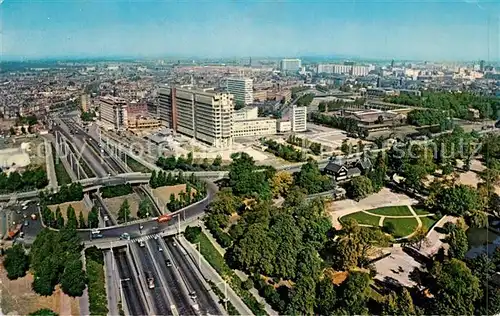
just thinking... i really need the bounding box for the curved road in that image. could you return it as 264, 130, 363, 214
78, 181, 217, 241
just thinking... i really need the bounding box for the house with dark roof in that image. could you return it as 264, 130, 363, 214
323, 156, 372, 181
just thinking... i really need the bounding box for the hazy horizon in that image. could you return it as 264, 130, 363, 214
2, 0, 500, 62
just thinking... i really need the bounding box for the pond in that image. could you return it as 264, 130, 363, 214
466, 226, 500, 258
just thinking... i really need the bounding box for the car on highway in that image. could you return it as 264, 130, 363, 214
158, 247, 163, 252
120, 233, 130, 240
189, 292, 197, 299
139, 241, 145, 247
165, 259, 172, 267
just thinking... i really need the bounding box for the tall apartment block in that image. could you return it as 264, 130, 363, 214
226, 78, 253, 105
97, 96, 128, 130
291, 105, 307, 132
158, 87, 234, 148
280, 58, 302, 72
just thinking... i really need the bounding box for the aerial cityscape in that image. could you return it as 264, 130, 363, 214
1, 0, 500, 316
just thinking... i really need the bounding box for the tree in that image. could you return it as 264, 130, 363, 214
269, 171, 294, 198
331, 219, 389, 269
286, 276, 316, 315
55, 206, 64, 228
447, 225, 469, 260
315, 278, 337, 316
78, 211, 86, 229
60, 259, 87, 297
137, 199, 151, 219
226, 223, 277, 276
88, 206, 99, 228
293, 159, 333, 194
29, 309, 59, 316
118, 199, 131, 222
213, 155, 222, 167
228, 152, 271, 200
9, 126, 15, 135
348, 176, 374, 200
382, 288, 416, 316
431, 259, 482, 315
467, 210, 488, 228
336, 271, 371, 315
407, 226, 428, 250
21, 126, 27, 134
369, 152, 388, 191
149, 170, 158, 188
428, 184, 481, 216
66, 204, 78, 229
3, 244, 29, 279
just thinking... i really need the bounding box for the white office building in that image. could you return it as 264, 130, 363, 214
227, 78, 253, 105
280, 59, 302, 72
317, 63, 371, 77
158, 87, 234, 148
97, 96, 128, 130
291, 105, 307, 132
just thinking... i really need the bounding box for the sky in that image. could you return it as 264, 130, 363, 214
1, 0, 500, 61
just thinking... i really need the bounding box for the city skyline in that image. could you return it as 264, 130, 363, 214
1, 0, 500, 61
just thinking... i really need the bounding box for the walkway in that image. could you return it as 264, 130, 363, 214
44, 138, 58, 189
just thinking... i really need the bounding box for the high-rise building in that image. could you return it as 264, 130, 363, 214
480, 60, 486, 72
97, 96, 128, 129
158, 87, 234, 148
291, 105, 307, 132
280, 58, 302, 72
226, 78, 254, 105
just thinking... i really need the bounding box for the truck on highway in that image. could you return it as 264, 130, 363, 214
145, 272, 155, 289
157, 214, 172, 224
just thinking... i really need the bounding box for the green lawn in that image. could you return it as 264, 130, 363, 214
52, 145, 72, 185
366, 205, 413, 216
383, 217, 419, 238
413, 207, 432, 216
341, 212, 380, 227
126, 155, 151, 173
420, 215, 439, 231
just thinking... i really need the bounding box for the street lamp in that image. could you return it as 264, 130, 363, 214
215, 280, 228, 312
196, 242, 201, 269
119, 278, 130, 311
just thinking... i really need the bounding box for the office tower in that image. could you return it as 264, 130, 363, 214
97, 96, 128, 129
291, 105, 307, 132
226, 78, 253, 105
280, 58, 302, 72
480, 60, 485, 72
158, 87, 234, 148
391, 60, 395, 68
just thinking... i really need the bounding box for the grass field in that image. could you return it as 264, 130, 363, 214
125, 155, 151, 173
383, 217, 418, 238
0, 267, 79, 316
153, 184, 195, 208
103, 193, 141, 223
366, 205, 412, 216
420, 216, 439, 231
341, 212, 380, 227
413, 207, 432, 216
48, 200, 90, 222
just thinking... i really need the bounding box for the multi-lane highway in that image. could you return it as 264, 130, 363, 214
114, 247, 147, 315
147, 238, 198, 315
165, 236, 223, 315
